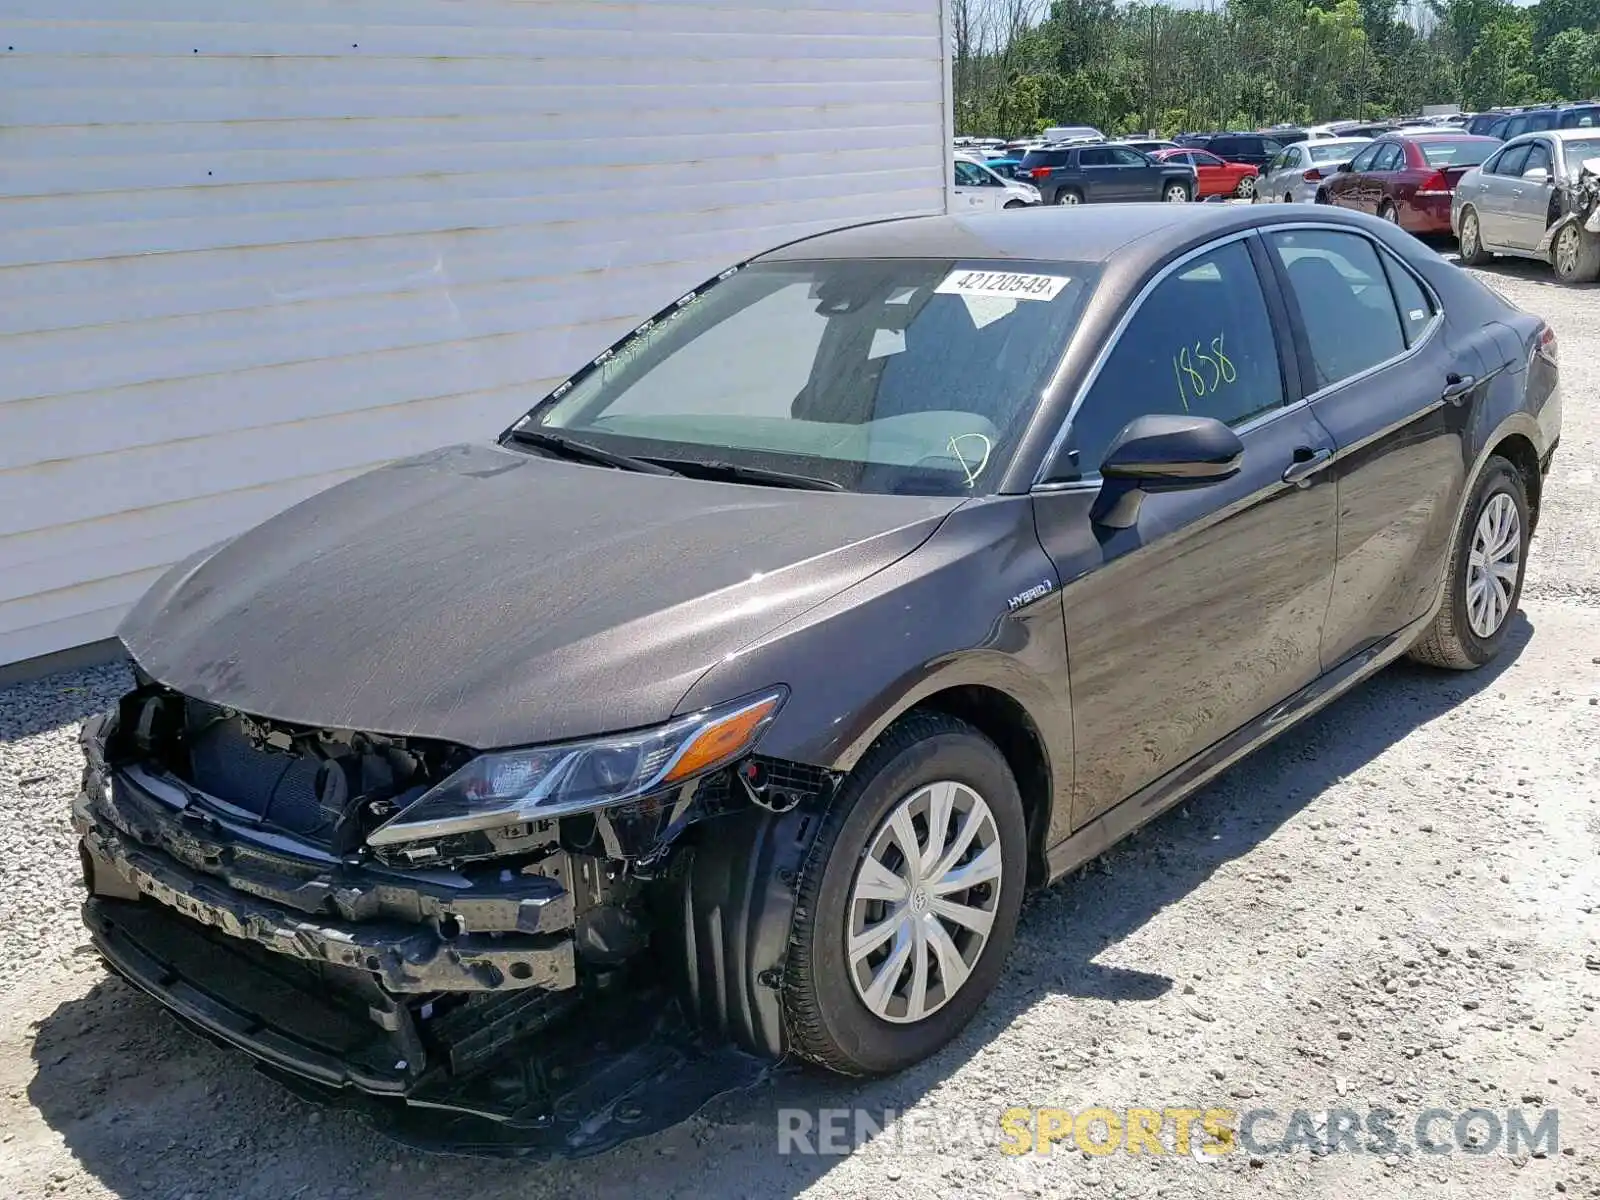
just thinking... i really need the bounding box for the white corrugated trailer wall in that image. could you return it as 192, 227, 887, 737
0, 0, 951, 668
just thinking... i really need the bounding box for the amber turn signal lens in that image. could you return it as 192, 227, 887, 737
662, 695, 782, 783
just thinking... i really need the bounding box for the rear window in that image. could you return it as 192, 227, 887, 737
1308, 141, 1362, 163
1421, 140, 1495, 167
1019, 149, 1072, 169
1560, 106, 1600, 128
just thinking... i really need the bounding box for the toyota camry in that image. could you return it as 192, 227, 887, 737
74, 203, 1560, 1156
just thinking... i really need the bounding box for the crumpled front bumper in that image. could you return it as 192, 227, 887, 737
70, 710, 772, 1155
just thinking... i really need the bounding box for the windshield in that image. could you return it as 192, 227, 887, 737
515, 259, 1098, 495
1421, 140, 1495, 167
1308, 141, 1363, 163
1561, 137, 1600, 168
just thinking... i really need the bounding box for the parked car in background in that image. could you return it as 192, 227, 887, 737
1261, 124, 1309, 144
1042, 124, 1104, 143
954, 156, 1041, 209
1175, 132, 1287, 168
1316, 133, 1499, 233
1454, 128, 1600, 281
1254, 137, 1374, 203
1150, 147, 1259, 198
983, 157, 1025, 180
1117, 139, 1181, 155
1020, 143, 1195, 204
1467, 112, 1512, 139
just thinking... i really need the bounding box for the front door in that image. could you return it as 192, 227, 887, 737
953, 159, 1000, 212
1328, 141, 1381, 208
1504, 139, 1556, 249
1475, 142, 1530, 246
1106, 145, 1162, 198
1031, 235, 1338, 828
1261, 226, 1481, 664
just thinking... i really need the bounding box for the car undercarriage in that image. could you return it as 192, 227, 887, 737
73, 676, 836, 1156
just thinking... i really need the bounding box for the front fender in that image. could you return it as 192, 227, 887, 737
674, 496, 1074, 843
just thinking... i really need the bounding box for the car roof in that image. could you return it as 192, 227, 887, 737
755, 204, 1381, 269
1386, 131, 1499, 143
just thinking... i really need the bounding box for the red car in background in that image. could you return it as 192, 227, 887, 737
1315, 133, 1500, 233
1150, 147, 1260, 198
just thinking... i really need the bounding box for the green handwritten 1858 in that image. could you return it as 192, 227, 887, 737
1172, 334, 1236, 411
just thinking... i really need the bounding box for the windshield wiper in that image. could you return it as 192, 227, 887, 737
640, 457, 843, 491
505, 428, 680, 476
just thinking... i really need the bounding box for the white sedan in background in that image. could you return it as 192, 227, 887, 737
954, 155, 1042, 210
1252, 137, 1374, 204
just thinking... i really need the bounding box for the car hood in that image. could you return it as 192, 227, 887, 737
119, 442, 961, 749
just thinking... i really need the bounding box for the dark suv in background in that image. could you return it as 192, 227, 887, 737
1020, 143, 1195, 205
1176, 132, 1287, 168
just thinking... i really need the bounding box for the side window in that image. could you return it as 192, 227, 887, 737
1267, 230, 1407, 391
1494, 144, 1531, 176
1380, 250, 1438, 348
1524, 141, 1553, 175
1371, 143, 1403, 171
1079, 147, 1112, 166
1063, 240, 1283, 478
954, 160, 987, 186
1282, 147, 1301, 169
1108, 146, 1148, 166
1348, 143, 1381, 172
1193, 150, 1223, 167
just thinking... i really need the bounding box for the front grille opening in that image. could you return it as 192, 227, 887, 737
114, 685, 469, 852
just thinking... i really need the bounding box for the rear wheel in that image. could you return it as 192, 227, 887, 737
1163, 182, 1191, 203
1457, 207, 1493, 266
1379, 200, 1400, 225
1551, 222, 1600, 283
1409, 455, 1530, 670
1055, 188, 1083, 206
782, 713, 1026, 1076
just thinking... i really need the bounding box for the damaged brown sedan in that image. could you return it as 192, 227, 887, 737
74, 205, 1559, 1157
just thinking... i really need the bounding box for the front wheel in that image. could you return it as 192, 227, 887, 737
782, 713, 1026, 1076
1408, 455, 1530, 670
1003, 199, 1026, 209
1234, 174, 1256, 199
1551, 222, 1600, 283
1163, 182, 1191, 203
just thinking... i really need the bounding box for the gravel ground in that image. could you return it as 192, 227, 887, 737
2, 256, 1597, 1200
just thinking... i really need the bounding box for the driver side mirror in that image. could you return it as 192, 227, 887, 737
1089, 414, 1244, 529
1523, 166, 1551, 184
1336, 161, 1353, 173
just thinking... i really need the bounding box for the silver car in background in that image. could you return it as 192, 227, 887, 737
1253, 137, 1373, 204
1453, 128, 1600, 283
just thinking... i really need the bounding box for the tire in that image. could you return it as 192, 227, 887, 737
1551, 222, 1600, 283
1054, 188, 1083, 206
1234, 174, 1256, 199
782, 712, 1026, 1076
1284, 192, 1295, 204
1314, 189, 1331, 205
1457, 207, 1493, 266
1408, 455, 1530, 670
1163, 182, 1191, 203
1379, 201, 1400, 225
1003, 199, 1025, 209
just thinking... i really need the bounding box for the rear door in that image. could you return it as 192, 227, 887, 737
1262, 226, 1486, 664
1363, 142, 1404, 212
1030, 233, 1338, 827
1328, 141, 1381, 207
1075, 146, 1124, 200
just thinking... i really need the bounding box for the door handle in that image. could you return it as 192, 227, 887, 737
1441, 373, 1478, 405
1282, 447, 1334, 486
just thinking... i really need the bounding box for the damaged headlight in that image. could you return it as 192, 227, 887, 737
366, 689, 786, 846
